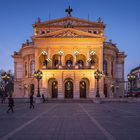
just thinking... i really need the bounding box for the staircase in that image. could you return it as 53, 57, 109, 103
46, 99, 93, 103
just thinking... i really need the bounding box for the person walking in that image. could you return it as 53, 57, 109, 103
7, 96, 14, 113
1, 94, 6, 103
42, 94, 46, 103
30, 94, 34, 109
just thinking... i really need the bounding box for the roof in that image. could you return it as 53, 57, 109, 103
131, 66, 140, 73
33, 16, 105, 28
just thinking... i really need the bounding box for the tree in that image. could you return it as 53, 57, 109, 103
0, 70, 14, 97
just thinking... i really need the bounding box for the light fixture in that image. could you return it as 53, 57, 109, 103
90, 51, 95, 56
42, 51, 47, 55
74, 51, 79, 56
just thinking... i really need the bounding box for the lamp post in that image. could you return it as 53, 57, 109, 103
1, 72, 10, 84
94, 69, 103, 97
34, 70, 43, 97
58, 50, 64, 66
90, 51, 95, 56
1, 72, 11, 97
127, 73, 136, 93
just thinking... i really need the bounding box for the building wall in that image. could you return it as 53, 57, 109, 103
12, 16, 126, 98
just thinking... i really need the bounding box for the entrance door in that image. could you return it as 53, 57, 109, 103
52, 81, 58, 98
80, 81, 86, 98
65, 81, 73, 98
104, 84, 108, 98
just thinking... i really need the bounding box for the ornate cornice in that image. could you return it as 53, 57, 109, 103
33, 28, 105, 39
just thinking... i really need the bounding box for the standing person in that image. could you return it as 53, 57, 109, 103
1, 93, 6, 103
30, 94, 34, 109
42, 94, 46, 103
7, 95, 14, 113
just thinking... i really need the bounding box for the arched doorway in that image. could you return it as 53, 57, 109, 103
52, 81, 58, 98
80, 78, 89, 98
65, 54, 73, 69
77, 54, 86, 68
104, 84, 108, 98
48, 78, 58, 98
80, 81, 86, 98
65, 79, 73, 98
52, 54, 59, 68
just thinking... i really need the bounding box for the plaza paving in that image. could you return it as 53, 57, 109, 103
0, 101, 140, 140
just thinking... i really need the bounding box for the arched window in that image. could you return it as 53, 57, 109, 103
103, 60, 108, 75
77, 60, 84, 69
25, 62, 28, 76
30, 60, 35, 76
52, 54, 59, 68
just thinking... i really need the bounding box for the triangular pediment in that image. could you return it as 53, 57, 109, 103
33, 16, 105, 28
34, 28, 103, 38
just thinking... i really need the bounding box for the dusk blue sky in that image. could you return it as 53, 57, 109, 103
0, 0, 140, 79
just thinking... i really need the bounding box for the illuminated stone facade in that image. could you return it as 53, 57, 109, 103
12, 9, 126, 98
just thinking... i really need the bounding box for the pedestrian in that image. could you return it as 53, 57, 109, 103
42, 94, 46, 103
1, 94, 6, 103
7, 95, 14, 113
30, 94, 34, 109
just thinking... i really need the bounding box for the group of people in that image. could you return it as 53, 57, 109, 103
3, 94, 46, 113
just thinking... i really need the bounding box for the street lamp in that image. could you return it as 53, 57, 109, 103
1, 72, 10, 84
127, 73, 136, 93
94, 69, 103, 97
58, 50, 64, 66
90, 51, 95, 56
1, 72, 11, 97
34, 70, 43, 97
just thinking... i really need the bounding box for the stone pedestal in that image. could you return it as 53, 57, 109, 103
59, 65, 62, 69
75, 65, 78, 69
91, 65, 95, 69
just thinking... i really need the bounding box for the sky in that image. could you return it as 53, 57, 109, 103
0, 0, 140, 78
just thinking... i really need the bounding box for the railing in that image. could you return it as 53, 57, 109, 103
41, 66, 96, 70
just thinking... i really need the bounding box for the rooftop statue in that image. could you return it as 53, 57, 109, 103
65, 6, 73, 17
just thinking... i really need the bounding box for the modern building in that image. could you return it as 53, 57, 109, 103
12, 7, 126, 98
130, 66, 140, 89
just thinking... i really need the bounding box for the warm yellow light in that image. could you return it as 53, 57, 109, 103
74, 51, 79, 56
46, 58, 51, 62
90, 51, 95, 56
58, 50, 64, 56
42, 51, 47, 55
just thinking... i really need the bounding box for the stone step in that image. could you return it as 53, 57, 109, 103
46, 99, 93, 103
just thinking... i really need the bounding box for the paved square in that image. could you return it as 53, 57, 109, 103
0, 102, 140, 140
